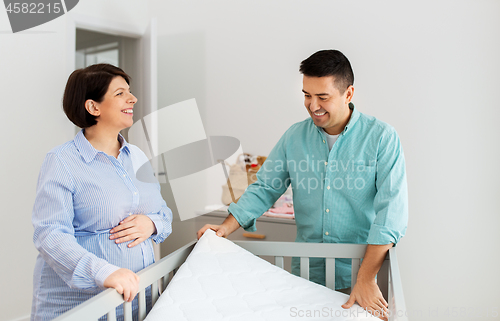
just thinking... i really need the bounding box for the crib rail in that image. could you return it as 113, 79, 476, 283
52, 240, 196, 321
53, 240, 407, 321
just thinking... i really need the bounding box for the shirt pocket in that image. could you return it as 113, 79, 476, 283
331, 160, 376, 203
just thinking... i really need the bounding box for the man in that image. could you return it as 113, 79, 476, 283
197, 49, 408, 319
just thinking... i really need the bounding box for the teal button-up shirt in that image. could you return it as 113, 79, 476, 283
228, 104, 408, 289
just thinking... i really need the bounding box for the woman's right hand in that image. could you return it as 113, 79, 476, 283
103, 268, 140, 302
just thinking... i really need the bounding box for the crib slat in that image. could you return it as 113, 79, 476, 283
275, 256, 284, 269
300, 257, 309, 280
106, 307, 116, 321
388, 270, 394, 316
351, 258, 360, 288
123, 301, 133, 321
161, 273, 171, 292
138, 290, 146, 321
152, 280, 159, 304
160, 275, 166, 293
325, 258, 335, 290
377, 259, 389, 301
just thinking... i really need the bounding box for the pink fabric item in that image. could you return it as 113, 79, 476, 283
269, 205, 294, 214
263, 211, 294, 219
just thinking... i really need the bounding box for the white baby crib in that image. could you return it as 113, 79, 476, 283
52, 240, 408, 321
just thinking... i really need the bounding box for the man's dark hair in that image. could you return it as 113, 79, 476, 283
63, 63, 131, 128
299, 49, 354, 93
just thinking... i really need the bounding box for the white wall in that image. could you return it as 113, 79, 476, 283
0, 1, 149, 320
0, 13, 73, 321
153, 0, 500, 320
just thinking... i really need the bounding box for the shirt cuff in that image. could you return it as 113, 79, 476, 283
95, 263, 121, 289
366, 223, 403, 245
228, 203, 257, 232
146, 213, 164, 243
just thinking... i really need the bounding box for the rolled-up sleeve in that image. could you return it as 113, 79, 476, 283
367, 128, 408, 245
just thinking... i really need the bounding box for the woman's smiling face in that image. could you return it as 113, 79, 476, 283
93, 76, 137, 131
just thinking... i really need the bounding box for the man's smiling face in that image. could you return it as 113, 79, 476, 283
302, 75, 354, 135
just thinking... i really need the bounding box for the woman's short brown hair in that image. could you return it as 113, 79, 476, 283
63, 64, 131, 128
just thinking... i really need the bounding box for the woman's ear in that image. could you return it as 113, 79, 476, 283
85, 100, 100, 116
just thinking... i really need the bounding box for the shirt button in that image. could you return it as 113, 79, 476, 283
326, 209, 330, 213
327, 186, 330, 190
324, 162, 328, 166
134, 192, 137, 195
325, 232, 329, 236
323, 140, 326, 144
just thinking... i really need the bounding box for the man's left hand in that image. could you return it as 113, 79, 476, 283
342, 279, 389, 320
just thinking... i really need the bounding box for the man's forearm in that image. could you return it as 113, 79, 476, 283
221, 213, 241, 235
357, 244, 393, 282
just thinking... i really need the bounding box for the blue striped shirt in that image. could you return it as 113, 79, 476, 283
31, 130, 173, 321
229, 104, 408, 289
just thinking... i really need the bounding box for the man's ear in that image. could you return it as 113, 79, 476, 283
345, 85, 354, 104
85, 100, 100, 116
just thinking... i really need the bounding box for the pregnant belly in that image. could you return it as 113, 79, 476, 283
75, 232, 154, 273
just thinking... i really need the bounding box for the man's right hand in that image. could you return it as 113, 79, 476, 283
196, 214, 241, 239
103, 268, 140, 302
196, 224, 228, 239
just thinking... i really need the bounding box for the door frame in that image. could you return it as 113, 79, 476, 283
65, 12, 144, 73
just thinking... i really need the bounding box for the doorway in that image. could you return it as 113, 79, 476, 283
74, 28, 143, 140
75, 29, 121, 69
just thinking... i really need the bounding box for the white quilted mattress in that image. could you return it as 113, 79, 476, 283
145, 230, 376, 321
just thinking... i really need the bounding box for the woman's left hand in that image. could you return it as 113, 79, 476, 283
109, 214, 156, 248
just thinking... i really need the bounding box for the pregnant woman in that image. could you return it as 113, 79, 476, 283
31, 63, 173, 320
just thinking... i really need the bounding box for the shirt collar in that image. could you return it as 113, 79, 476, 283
343, 102, 360, 134
315, 102, 359, 136
74, 129, 130, 163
